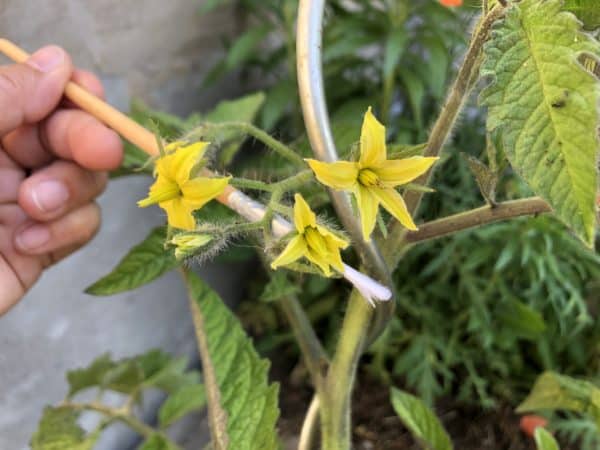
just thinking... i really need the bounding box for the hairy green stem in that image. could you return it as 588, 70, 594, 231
204, 122, 304, 166
405, 197, 551, 243
230, 177, 273, 191
385, 5, 506, 267
320, 290, 373, 450
273, 170, 314, 192
61, 401, 159, 441
281, 295, 329, 386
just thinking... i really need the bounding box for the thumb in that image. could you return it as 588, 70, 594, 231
0, 45, 72, 136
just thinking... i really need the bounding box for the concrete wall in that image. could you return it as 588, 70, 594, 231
0, 1, 245, 448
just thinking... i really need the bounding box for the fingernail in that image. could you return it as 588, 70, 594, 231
27, 46, 64, 73
16, 224, 50, 250
31, 180, 69, 213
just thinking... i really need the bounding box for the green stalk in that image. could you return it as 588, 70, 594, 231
204, 122, 304, 166
320, 290, 373, 450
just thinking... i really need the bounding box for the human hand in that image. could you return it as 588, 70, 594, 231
0, 46, 123, 316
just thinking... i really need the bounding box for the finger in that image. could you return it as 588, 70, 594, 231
0, 46, 73, 137
41, 109, 123, 170
18, 160, 107, 221
1, 124, 53, 168
0, 167, 25, 203
1, 68, 109, 169
45, 242, 84, 268
14, 202, 101, 255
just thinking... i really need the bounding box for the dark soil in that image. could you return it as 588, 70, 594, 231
277, 370, 578, 450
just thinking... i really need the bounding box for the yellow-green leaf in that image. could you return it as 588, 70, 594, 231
481, 0, 600, 246
184, 272, 280, 450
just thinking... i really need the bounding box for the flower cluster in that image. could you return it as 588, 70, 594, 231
138, 109, 437, 281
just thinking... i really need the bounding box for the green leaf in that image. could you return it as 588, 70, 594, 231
390, 388, 453, 450
138, 434, 181, 450
480, 0, 600, 246
67, 354, 115, 397
85, 227, 179, 296
400, 70, 425, 131
158, 384, 207, 428
535, 428, 560, 450
383, 28, 408, 80
200, 92, 266, 166
464, 154, 498, 205
496, 299, 547, 340
184, 272, 280, 450
31, 407, 97, 450
260, 271, 301, 303
225, 27, 270, 70
67, 350, 198, 397
517, 372, 600, 424
563, 0, 600, 30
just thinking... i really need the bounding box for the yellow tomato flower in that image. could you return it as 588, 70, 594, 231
306, 107, 438, 241
138, 141, 230, 231
271, 193, 349, 277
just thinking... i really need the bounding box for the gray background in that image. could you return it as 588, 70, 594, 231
0, 1, 246, 448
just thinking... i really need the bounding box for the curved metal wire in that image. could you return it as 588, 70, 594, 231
296, 0, 395, 340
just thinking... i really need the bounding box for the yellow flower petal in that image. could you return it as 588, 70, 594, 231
371, 187, 417, 231
304, 227, 329, 259
324, 238, 345, 272
293, 193, 317, 233
359, 107, 386, 168
138, 177, 180, 207
171, 142, 209, 185
353, 184, 379, 242
271, 235, 307, 270
317, 225, 349, 250
180, 176, 230, 208
306, 159, 359, 190
155, 142, 207, 182
305, 247, 332, 277
160, 198, 197, 231
374, 156, 439, 187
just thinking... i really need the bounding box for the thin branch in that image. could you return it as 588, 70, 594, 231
202, 122, 305, 166
406, 197, 552, 243
60, 401, 158, 440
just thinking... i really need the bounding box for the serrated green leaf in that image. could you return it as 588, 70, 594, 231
480, 0, 600, 246
67, 354, 115, 397
31, 407, 97, 450
563, 0, 600, 30
390, 388, 453, 450
138, 434, 181, 450
85, 227, 179, 296
67, 350, 198, 397
517, 372, 600, 424
158, 384, 207, 429
535, 428, 560, 450
260, 271, 300, 303
143, 356, 200, 394
184, 272, 280, 450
